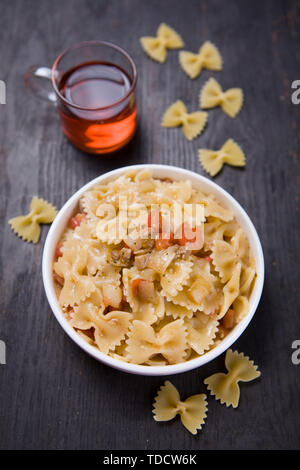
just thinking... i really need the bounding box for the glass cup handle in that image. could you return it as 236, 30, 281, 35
24, 65, 57, 103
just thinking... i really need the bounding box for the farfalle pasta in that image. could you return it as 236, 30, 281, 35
52, 170, 256, 365
199, 78, 244, 118
140, 23, 184, 63
9, 196, 57, 243
153, 381, 208, 434
179, 41, 222, 79
161, 100, 208, 141
204, 349, 261, 407
199, 139, 246, 177
127, 319, 187, 364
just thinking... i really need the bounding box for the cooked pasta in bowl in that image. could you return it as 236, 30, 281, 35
42, 165, 264, 375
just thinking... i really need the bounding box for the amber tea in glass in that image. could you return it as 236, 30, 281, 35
25, 41, 137, 154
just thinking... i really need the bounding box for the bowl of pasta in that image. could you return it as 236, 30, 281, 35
42, 164, 264, 375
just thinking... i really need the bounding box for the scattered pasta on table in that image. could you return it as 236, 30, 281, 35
161, 100, 208, 141
140, 23, 184, 63
153, 381, 208, 435
204, 349, 261, 408
179, 41, 223, 79
198, 139, 246, 177
199, 77, 244, 118
9, 196, 57, 244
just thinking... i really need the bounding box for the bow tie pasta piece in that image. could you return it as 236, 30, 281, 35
162, 100, 208, 141
69, 289, 104, 328
9, 196, 57, 243
204, 349, 261, 408
200, 78, 244, 118
153, 381, 208, 434
71, 302, 132, 355
163, 256, 220, 315
185, 311, 219, 355
146, 245, 178, 275
240, 266, 256, 297
211, 228, 250, 283
79, 190, 107, 222
204, 218, 238, 251
54, 238, 96, 307
74, 221, 109, 275
218, 262, 242, 319
199, 139, 246, 177
140, 23, 184, 63
179, 41, 222, 79
126, 319, 187, 364
190, 191, 234, 222
164, 301, 194, 320
160, 257, 193, 297
233, 295, 249, 323
204, 198, 233, 222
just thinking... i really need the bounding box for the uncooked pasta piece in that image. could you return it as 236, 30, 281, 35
199, 139, 246, 177
9, 196, 57, 243
140, 23, 184, 63
179, 41, 222, 79
153, 381, 208, 434
200, 78, 244, 118
204, 349, 261, 408
162, 100, 207, 141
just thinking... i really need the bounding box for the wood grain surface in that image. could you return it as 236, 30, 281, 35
0, 0, 299, 450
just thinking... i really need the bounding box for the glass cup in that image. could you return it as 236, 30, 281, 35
25, 41, 138, 154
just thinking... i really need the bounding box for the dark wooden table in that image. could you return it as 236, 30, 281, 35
0, 0, 299, 450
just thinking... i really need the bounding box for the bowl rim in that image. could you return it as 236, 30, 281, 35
42, 164, 265, 376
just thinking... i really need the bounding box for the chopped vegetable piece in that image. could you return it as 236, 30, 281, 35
132, 278, 157, 303
155, 232, 175, 251
53, 271, 64, 286
119, 247, 132, 266
135, 253, 150, 270
221, 308, 236, 329
174, 223, 203, 250
132, 278, 142, 297
55, 242, 64, 258
160, 177, 173, 183
148, 210, 163, 234
111, 249, 120, 263
68, 213, 86, 229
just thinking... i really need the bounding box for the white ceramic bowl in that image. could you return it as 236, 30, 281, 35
42, 164, 264, 376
